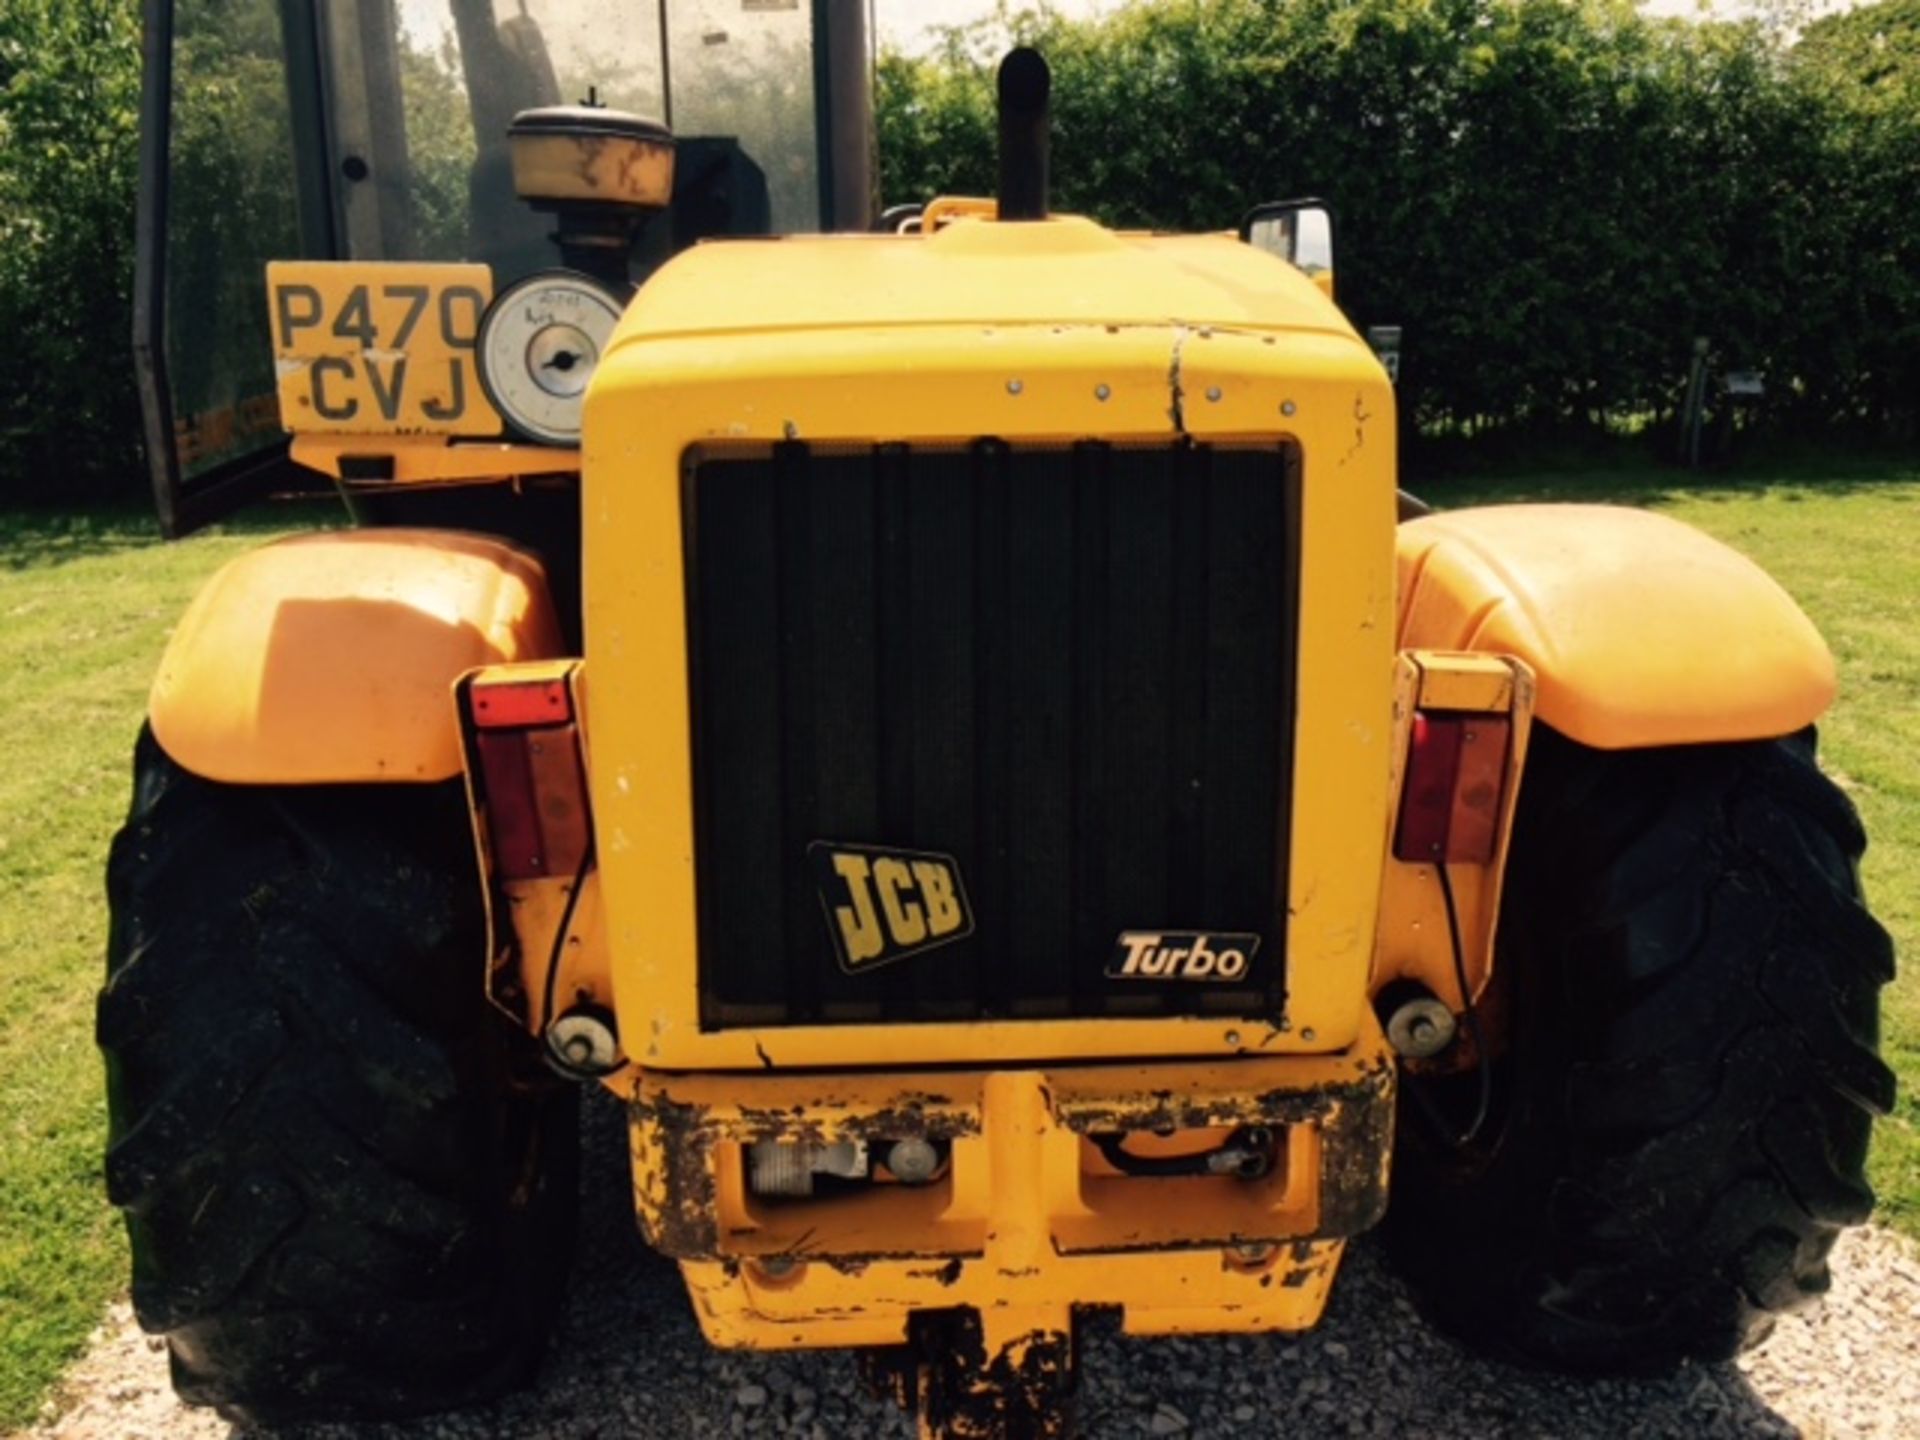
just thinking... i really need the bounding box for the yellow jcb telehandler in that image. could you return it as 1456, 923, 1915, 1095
103, 3, 1892, 1434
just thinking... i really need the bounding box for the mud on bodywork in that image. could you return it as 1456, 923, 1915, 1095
625, 1024, 1396, 1326
858, 1311, 1077, 1440
639, 1036, 1396, 1437
917, 1312, 1077, 1440
1278, 1062, 1396, 1239
628, 1053, 1392, 1265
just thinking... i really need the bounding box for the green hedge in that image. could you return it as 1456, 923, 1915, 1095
880, 0, 1920, 442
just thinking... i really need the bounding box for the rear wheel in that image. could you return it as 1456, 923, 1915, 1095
99, 728, 578, 1424
1388, 725, 1895, 1370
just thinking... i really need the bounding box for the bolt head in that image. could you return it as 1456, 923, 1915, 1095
545, 1008, 621, 1076
884, 1137, 940, 1185
1386, 996, 1458, 1059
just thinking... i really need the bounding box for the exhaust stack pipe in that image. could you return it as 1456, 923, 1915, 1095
996, 48, 1051, 222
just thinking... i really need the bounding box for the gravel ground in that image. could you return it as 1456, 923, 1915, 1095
22, 1092, 1920, 1440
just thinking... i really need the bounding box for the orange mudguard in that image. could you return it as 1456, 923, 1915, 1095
149, 529, 562, 784
1397, 504, 1835, 750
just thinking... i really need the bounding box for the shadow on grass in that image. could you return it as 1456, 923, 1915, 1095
0, 496, 341, 572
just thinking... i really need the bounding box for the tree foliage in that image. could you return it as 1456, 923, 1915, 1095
0, 0, 1915, 503
881, 0, 1920, 440
1792, 0, 1920, 422
0, 0, 142, 495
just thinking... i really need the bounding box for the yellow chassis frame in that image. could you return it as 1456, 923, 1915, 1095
631, 1021, 1394, 1359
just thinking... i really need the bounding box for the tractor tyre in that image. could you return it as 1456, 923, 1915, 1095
98, 727, 578, 1424
1387, 725, 1894, 1372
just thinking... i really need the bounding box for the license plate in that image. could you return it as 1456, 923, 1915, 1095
267, 261, 502, 436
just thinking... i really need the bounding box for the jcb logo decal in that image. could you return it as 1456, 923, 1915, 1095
1109, 931, 1260, 983
809, 842, 974, 973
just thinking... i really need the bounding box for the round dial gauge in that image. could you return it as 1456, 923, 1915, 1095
477, 271, 626, 446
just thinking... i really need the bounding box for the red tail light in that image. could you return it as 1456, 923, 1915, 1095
1393, 711, 1511, 865
467, 679, 591, 882
471, 677, 570, 729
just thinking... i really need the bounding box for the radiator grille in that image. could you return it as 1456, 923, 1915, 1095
684, 441, 1298, 1027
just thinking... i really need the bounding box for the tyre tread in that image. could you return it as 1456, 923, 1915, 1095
1388, 725, 1894, 1372
99, 729, 576, 1424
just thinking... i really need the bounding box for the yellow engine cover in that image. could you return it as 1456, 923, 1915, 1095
578, 215, 1399, 1070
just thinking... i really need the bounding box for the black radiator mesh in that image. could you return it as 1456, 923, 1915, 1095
683, 440, 1298, 1028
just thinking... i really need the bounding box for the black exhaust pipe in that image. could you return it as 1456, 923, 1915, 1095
996, 48, 1051, 222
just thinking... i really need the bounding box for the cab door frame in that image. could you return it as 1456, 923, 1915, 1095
134, 0, 339, 537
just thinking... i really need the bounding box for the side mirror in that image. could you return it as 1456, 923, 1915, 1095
1241, 198, 1335, 297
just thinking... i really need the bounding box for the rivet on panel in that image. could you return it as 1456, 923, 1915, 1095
1007, 379, 1024, 395
1094, 383, 1111, 401
1281, 400, 1298, 416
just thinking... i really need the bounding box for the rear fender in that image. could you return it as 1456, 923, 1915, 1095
1397, 505, 1835, 749
149, 529, 562, 784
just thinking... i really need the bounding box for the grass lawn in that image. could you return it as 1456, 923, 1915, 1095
0, 502, 323, 1429
0, 460, 1912, 1427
